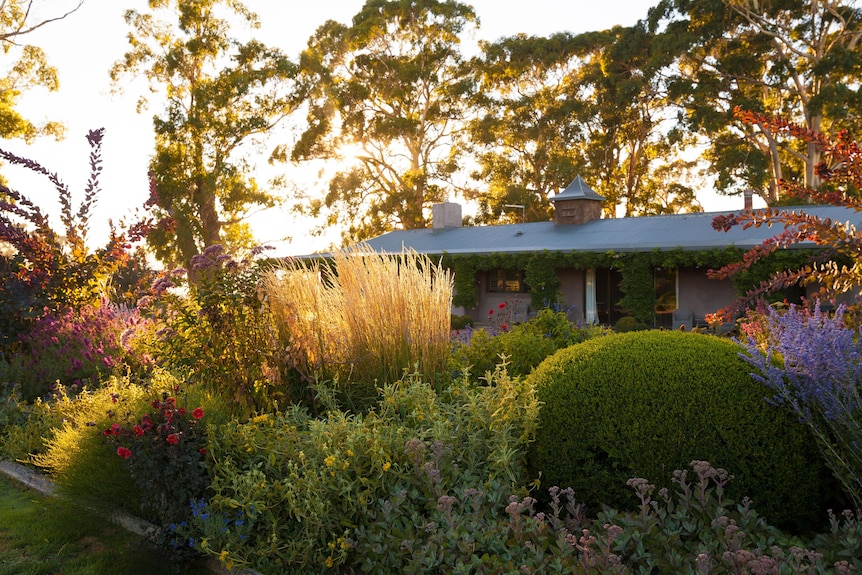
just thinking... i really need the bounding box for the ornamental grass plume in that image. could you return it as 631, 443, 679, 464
264, 245, 453, 398
740, 301, 862, 511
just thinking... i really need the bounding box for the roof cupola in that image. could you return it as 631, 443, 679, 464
550, 176, 605, 225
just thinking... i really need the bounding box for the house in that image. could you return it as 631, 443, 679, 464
362, 177, 861, 329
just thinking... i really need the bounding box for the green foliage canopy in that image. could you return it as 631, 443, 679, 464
652, 0, 862, 205
290, 0, 478, 242
0, 0, 77, 144
111, 0, 298, 271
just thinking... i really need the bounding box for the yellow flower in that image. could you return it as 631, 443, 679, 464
324, 455, 336, 467
346, 449, 354, 457
342, 460, 350, 470
219, 550, 229, 562
325, 556, 334, 568
382, 461, 391, 472
252, 414, 268, 424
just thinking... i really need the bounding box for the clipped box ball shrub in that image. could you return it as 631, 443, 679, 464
527, 330, 834, 532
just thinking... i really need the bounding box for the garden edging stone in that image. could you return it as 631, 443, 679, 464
0, 458, 261, 575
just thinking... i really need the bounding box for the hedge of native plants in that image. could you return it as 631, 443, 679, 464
3, 141, 862, 574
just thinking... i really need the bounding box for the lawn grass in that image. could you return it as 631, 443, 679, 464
0, 475, 211, 575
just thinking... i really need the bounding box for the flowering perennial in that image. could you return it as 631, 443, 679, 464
740, 301, 862, 511
103, 391, 210, 553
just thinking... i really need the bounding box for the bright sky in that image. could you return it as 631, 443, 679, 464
5, 0, 748, 257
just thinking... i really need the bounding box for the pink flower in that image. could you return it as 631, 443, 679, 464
166, 433, 180, 445
117, 447, 132, 459
192, 407, 205, 420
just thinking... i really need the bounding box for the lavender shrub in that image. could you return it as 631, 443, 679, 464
740, 301, 862, 511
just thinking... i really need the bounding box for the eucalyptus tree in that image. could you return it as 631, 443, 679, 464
0, 0, 82, 143
467, 32, 590, 223
577, 22, 700, 216
653, 0, 862, 205
111, 0, 298, 271
290, 0, 478, 242
470, 21, 699, 220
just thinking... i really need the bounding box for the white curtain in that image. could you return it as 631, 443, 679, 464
585, 268, 597, 324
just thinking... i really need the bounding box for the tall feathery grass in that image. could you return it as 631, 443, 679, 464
264, 246, 453, 396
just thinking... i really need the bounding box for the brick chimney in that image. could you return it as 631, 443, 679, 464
432, 202, 462, 229
550, 176, 605, 225
743, 189, 754, 210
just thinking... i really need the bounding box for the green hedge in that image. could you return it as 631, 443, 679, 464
526, 330, 836, 533
449, 309, 605, 379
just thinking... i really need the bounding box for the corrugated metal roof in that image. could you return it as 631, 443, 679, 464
362, 205, 862, 256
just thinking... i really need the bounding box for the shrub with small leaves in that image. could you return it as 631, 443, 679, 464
32, 377, 153, 512
450, 308, 605, 378
528, 330, 834, 532
194, 364, 538, 573
0, 384, 62, 460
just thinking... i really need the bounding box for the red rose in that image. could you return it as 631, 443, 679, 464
488, 309, 494, 315
117, 447, 132, 459
501, 324, 509, 332
199, 448, 207, 455
192, 407, 205, 420
133, 425, 144, 436
179, 407, 187, 416
166, 433, 180, 445
498, 302, 507, 309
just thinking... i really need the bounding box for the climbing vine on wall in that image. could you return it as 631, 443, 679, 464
617, 254, 655, 323
441, 247, 796, 321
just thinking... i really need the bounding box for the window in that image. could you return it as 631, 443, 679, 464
487, 268, 527, 293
